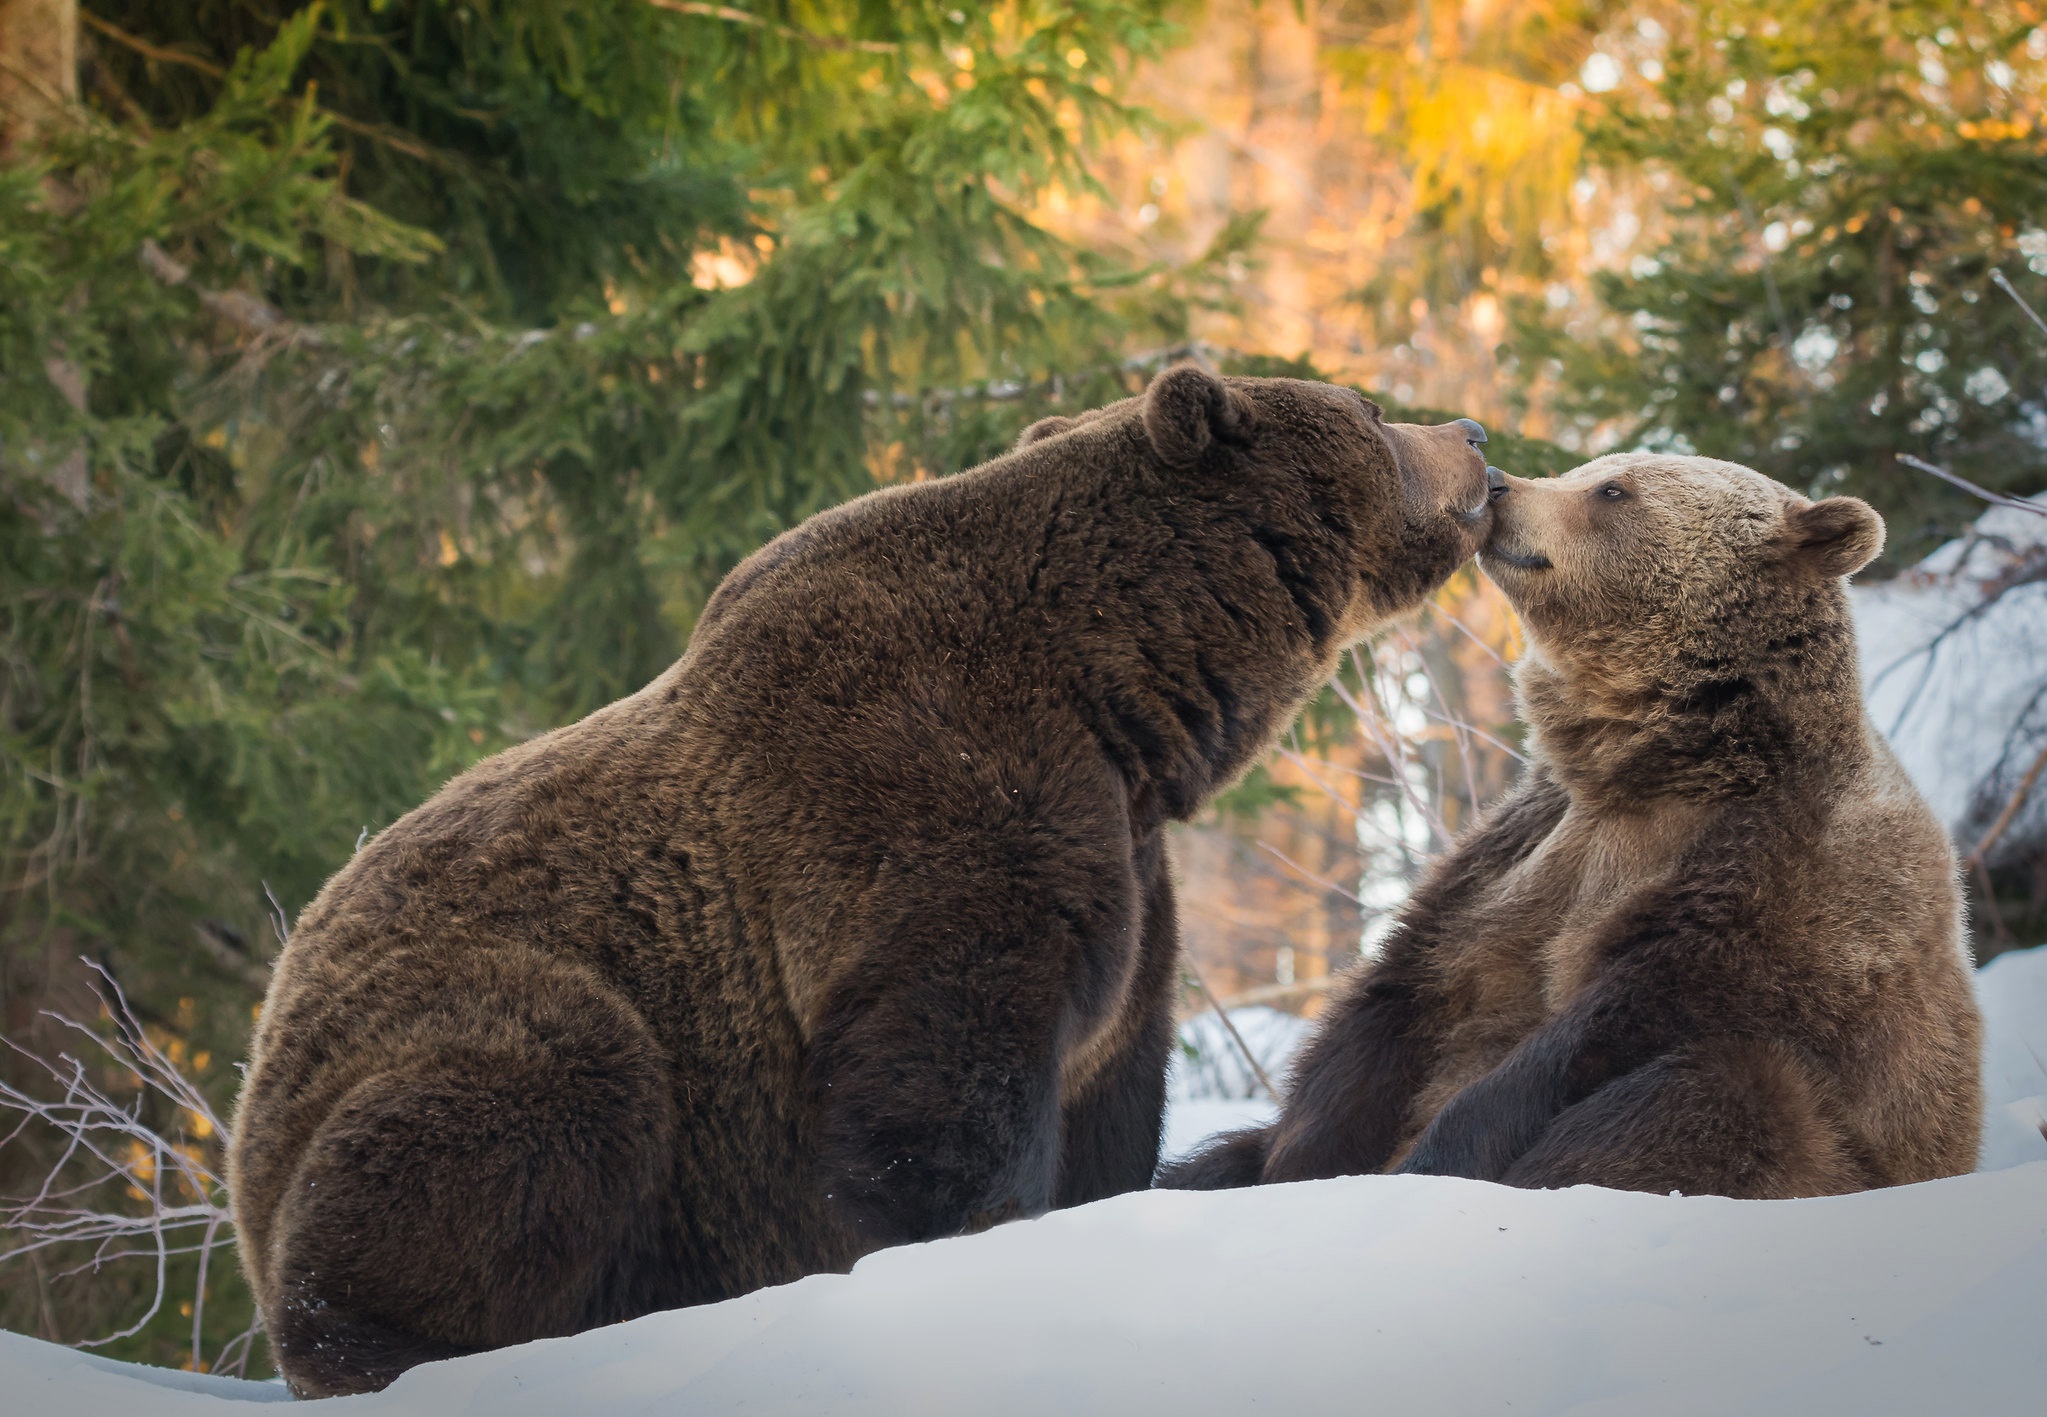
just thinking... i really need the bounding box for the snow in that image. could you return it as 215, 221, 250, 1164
7, 1162, 2044, 1415
1160, 1096, 1276, 1159
1852, 494, 2047, 854
1977, 942, 2047, 1172
4, 950, 2038, 1414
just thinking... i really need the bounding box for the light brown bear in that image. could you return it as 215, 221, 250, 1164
1161, 453, 1984, 1198
228, 367, 1502, 1396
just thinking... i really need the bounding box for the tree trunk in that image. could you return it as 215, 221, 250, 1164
0, 0, 78, 158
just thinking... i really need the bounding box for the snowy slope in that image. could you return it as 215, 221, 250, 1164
8, 956, 2043, 1415
7, 1162, 2044, 1416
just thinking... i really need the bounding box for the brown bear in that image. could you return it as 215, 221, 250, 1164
1160, 453, 1984, 1199
228, 366, 1501, 1396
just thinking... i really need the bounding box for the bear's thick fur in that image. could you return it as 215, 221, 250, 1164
1161, 453, 1983, 1198
228, 368, 1499, 1396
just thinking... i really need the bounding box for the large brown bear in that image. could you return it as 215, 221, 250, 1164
228, 367, 1501, 1396
1162, 453, 1983, 1198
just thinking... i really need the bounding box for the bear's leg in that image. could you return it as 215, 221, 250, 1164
263, 966, 673, 1397
1058, 833, 1180, 1207
811, 946, 1069, 1248
811, 844, 1154, 1248
1254, 959, 1441, 1184
1500, 1038, 1861, 1199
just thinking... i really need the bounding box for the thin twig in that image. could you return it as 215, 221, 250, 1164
1255, 840, 1370, 907
1183, 962, 1279, 1100
1395, 628, 1477, 815
1972, 857, 2015, 948
139, 239, 325, 347
1897, 452, 2047, 519
0, 959, 255, 1369
79, 11, 220, 77
1990, 268, 2047, 342
1213, 977, 1338, 1010
1429, 596, 1512, 670
1967, 740, 2047, 869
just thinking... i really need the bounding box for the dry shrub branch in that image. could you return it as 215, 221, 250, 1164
0, 961, 260, 1376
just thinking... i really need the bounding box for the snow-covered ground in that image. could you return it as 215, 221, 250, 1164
8, 1163, 2044, 1415
8, 946, 2045, 1416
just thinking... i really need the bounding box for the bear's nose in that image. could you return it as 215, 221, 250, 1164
1487, 466, 1508, 501
1454, 418, 1487, 446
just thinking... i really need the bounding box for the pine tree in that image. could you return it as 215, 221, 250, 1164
1, 0, 1228, 1367
1515, 0, 2047, 562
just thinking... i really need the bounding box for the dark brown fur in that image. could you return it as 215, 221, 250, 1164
228, 369, 1497, 1396
1160, 453, 1984, 1199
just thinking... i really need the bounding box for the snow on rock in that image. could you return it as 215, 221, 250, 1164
1978, 942, 2047, 1172
7, 1163, 2045, 1416
1852, 494, 2047, 854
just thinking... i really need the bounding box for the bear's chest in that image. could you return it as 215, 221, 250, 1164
1418, 804, 1703, 1110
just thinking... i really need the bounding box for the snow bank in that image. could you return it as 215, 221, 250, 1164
8, 1161, 2044, 1416
9, 966, 2041, 1413
1978, 942, 2047, 1171
1853, 495, 2047, 854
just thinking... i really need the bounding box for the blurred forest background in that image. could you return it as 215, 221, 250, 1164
2, 0, 2044, 1374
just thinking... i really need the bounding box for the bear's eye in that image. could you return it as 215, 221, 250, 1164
1597, 482, 1628, 501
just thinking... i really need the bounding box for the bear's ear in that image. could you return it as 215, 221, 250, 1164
1783, 496, 1884, 579
1142, 364, 1257, 468
1016, 415, 1079, 449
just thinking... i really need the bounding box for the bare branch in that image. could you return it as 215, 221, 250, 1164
1896, 452, 2047, 519
1990, 268, 2047, 343
1182, 962, 1279, 1100
0, 959, 258, 1373
139, 238, 324, 348
1213, 977, 1338, 1010
1967, 739, 2047, 870
1256, 839, 1370, 907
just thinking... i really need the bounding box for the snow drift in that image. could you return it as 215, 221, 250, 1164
7, 945, 2045, 1417
5, 1163, 2042, 1416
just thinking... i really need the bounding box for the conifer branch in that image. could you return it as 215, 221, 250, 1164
81, 11, 457, 168
138, 238, 324, 347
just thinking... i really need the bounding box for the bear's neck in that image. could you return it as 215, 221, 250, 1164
1514, 628, 1870, 811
